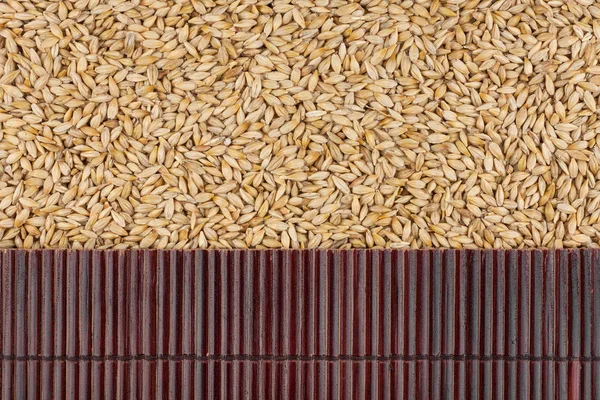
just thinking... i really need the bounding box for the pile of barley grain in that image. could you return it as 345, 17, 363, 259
0, 0, 599, 249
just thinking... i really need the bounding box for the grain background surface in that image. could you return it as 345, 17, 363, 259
1, 0, 600, 249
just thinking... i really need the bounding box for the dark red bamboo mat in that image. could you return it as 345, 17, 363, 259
1, 249, 599, 398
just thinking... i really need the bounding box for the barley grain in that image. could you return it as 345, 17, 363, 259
0, 0, 600, 249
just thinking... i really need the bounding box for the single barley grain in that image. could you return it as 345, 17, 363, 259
1, 0, 600, 249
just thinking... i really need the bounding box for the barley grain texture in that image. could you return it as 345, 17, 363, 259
1, 0, 600, 249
